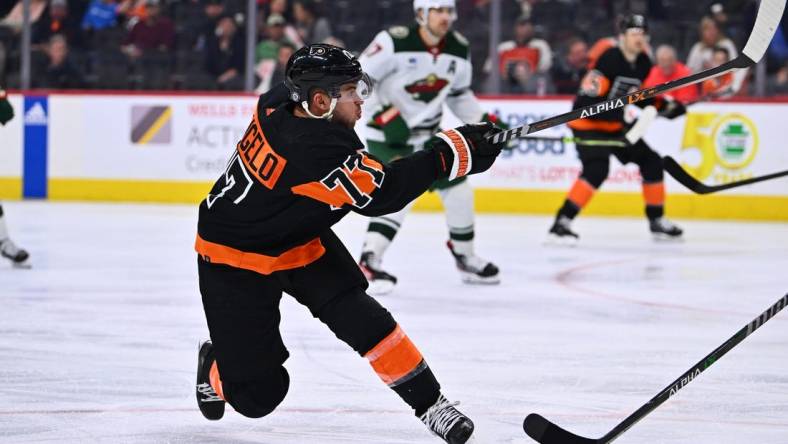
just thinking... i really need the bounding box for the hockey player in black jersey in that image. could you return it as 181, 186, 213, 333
0, 88, 30, 268
548, 14, 686, 243
194, 44, 504, 444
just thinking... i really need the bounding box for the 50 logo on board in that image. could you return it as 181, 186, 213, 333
680, 113, 759, 184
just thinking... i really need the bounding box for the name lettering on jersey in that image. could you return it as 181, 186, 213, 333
579, 98, 626, 118
236, 116, 286, 189
291, 154, 385, 210
405, 74, 449, 102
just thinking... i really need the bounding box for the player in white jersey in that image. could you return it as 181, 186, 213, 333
0, 88, 31, 268
358, 0, 502, 294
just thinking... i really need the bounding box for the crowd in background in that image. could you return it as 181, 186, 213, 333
0, 0, 786, 97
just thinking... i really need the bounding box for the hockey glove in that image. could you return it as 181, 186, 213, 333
0, 90, 13, 126
430, 122, 504, 180
658, 98, 686, 120
370, 105, 410, 147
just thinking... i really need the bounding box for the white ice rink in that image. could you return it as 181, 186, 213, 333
1, 200, 787, 444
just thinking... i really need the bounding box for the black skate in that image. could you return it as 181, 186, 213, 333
196, 340, 225, 420
546, 216, 579, 245
0, 239, 30, 268
649, 217, 683, 241
420, 394, 475, 444
359, 251, 397, 295
446, 241, 500, 285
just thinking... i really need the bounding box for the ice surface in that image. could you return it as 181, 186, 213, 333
1, 201, 787, 443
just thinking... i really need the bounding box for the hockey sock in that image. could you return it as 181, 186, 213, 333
209, 361, 225, 400
362, 202, 413, 257
642, 181, 665, 219
558, 178, 597, 219
364, 324, 440, 415
438, 180, 475, 243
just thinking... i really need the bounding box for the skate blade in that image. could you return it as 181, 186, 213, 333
651, 232, 684, 242
11, 260, 32, 269
367, 279, 395, 295
543, 233, 578, 247
459, 272, 500, 285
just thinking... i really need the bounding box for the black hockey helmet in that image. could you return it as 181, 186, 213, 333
618, 14, 648, 33
284, 43, 371, 104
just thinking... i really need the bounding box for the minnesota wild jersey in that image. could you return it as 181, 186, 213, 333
360, 23, 483, 145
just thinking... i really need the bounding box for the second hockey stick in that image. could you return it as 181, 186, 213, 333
486, 0, 785, 145
523, 293, 788, 444
663, 156, 788, 194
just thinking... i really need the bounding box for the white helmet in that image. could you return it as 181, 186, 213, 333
413, 0, 457, 25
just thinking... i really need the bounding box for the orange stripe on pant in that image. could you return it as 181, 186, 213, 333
567, 178, 596, 208
210, 361, 226, 400
364, 325, 426, 387
642, 182, 665, 206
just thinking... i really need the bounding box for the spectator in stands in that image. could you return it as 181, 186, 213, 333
550, 38, 588, 94
266, 0, 292, 22
204, 14, 245, 90
34, 34, 84, 89
293, 0, 332, 44
119, 0, 149, 23
700, 46, 735, 96
255, 41, 295, 93
767, 61, 788, 95
121, 0, 174, 60
489, 16, 553, 94
33, 0, 81, 48
643, 44, 698, 103
0, 0, 48, 82
686, 16, 737, 73
194, 0, 225, 51
0, 0, 47, 32
82, 0, 121, 32
255, 13, 296, 61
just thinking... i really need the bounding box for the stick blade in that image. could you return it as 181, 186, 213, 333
742, 0, 786, 62
524, 413, 600, 444
662, 156, 712, 194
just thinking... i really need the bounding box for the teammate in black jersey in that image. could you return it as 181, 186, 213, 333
0, 88, 31, 268
548, 14, 686, 243
194, 44, 503, 444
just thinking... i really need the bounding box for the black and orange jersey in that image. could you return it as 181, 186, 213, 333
196, 84, 441, 275
569, 46, 653, 133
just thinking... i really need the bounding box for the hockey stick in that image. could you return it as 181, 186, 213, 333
487, 0, 785, 145
512, 136, 628, 147
523, 293, 788, 444
662, 156, 788, 194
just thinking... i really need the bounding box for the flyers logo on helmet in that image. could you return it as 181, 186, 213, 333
292, 154, 385, 209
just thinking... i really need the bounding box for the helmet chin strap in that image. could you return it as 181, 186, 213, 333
301, 97, 338, 120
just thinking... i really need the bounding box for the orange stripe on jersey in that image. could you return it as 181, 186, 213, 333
567, 178, 596, 208
195, 235, 325, 275
209, 360, 225, 400
291, 180, 355, 208
364, 325, 426, 387
291, 154, 384, 209
237, 112, 286, 189
642, 182, 665, 206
